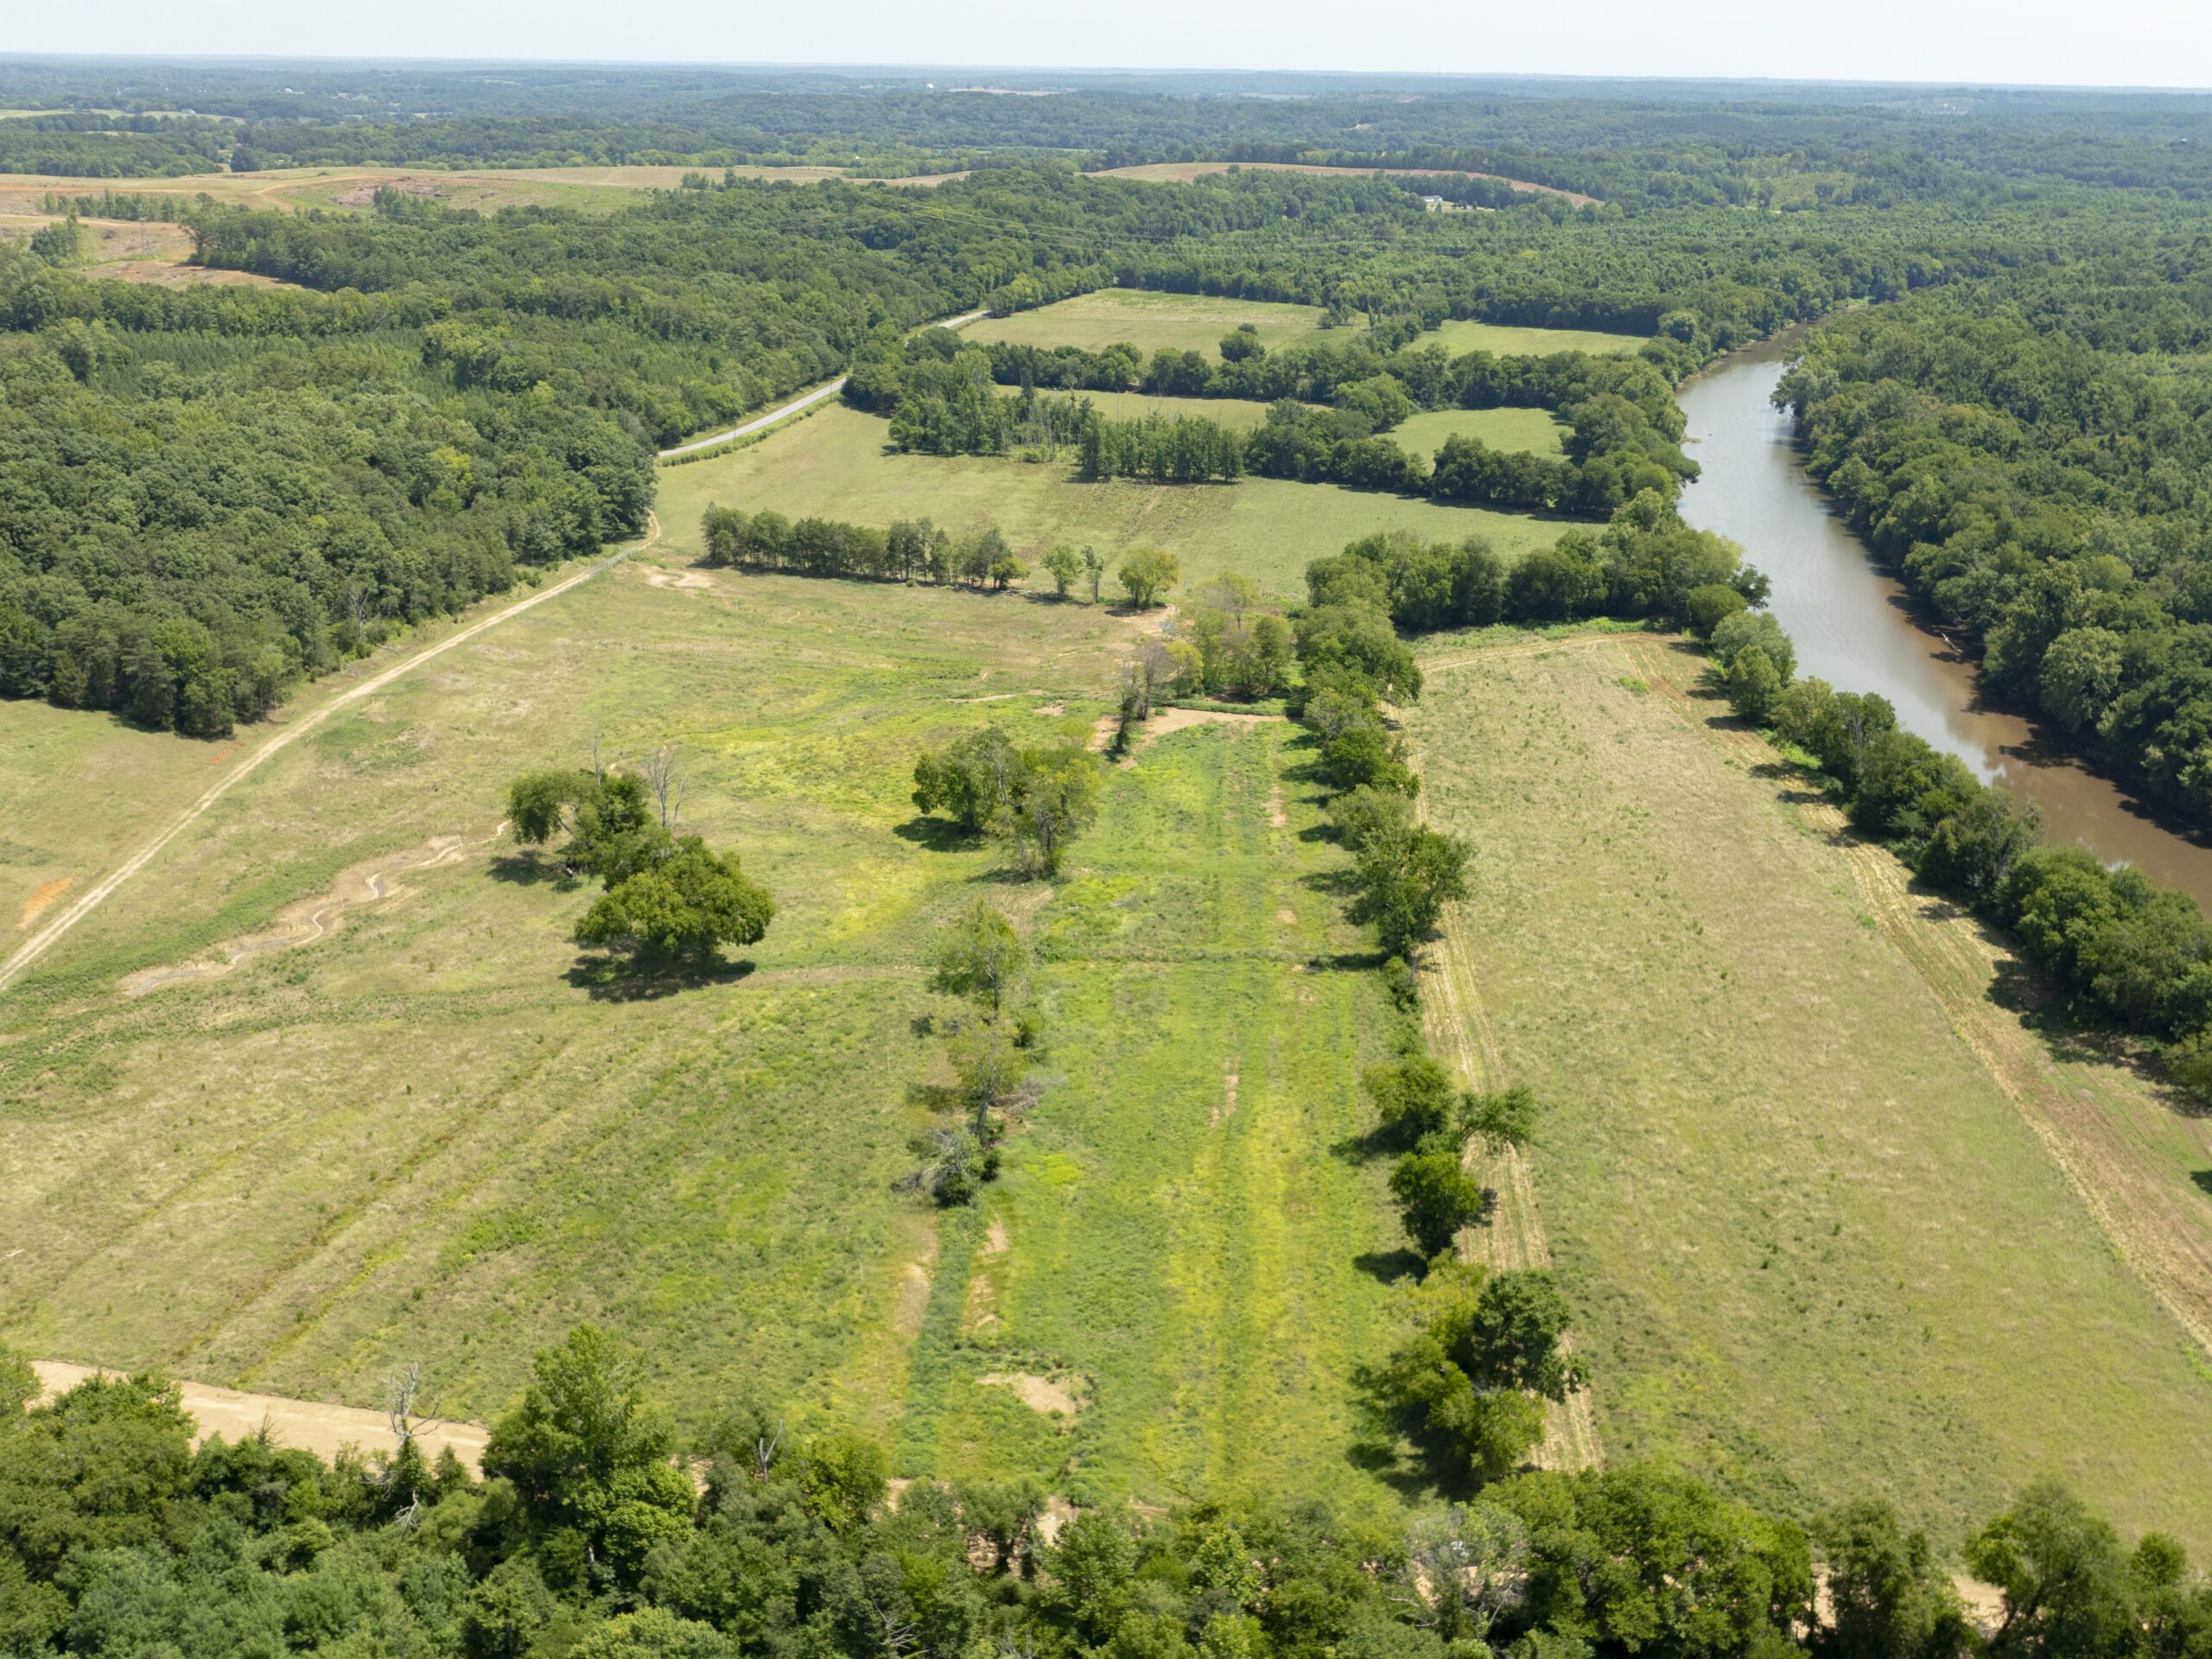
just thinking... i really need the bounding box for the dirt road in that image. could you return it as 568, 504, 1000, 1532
0, 515, 658, 997
656, 308, 988, 460
32, 1360, 487, 1471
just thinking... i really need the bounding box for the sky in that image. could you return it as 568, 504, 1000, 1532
9, 0, 2212, 91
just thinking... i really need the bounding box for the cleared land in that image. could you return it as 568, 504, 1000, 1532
965, 289, 1338, 357
1407, 628, 2212, 1551
1421, 318, 1644, 356
0, 553, 1404, 1510
0, 163, 953, 223
0, 212, 289, 287
1090, 160, 1602, 208
1394, 405, 1569, 457
657, 404, 1561, 599
902, 718, 1407, 1511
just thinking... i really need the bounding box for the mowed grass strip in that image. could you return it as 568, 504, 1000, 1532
1407, 632, 2212, 1552
0, 560, 1128, 1439
914, 720, 1408, 1514
655, 405, 1560, 599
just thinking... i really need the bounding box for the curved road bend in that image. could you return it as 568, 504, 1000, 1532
655, 308, 988, 461
0, 514, 661, 997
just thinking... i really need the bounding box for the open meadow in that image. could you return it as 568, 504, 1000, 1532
0, 545, 1405, 1510
658, 405, 1561, 599
1407, 628, 2212, 1551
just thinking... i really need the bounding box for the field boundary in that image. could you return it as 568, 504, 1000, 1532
1611, 630, 2212, 1362
1404, 653, 1605, 1471
0, 515, 658, 997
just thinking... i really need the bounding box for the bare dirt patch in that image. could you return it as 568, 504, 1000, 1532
979, 1370, 1082, 1417
16, 876, 71, 932
639, 566, 715, 592
330, 175, 444, 207
120, 823, 502, 995
1213, 1067, 1239, 1128
1267, 785, 1288, 828
33, 1360, 487, 1471
1087, 706, 1282, 755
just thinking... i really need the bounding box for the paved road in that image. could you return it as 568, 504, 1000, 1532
0, 514, 660, 998
655, 308, 988, 461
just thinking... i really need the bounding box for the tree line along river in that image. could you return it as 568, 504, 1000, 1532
1675, 335, 2212, 915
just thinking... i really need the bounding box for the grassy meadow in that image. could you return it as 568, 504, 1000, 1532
965, 289, 1337, 357
1394, 405, 1569, 456
1407, 630, 2212, 1551
657, 406, 1561, 599
905, 718, 1405, 1512
0, 546, 1407, 1508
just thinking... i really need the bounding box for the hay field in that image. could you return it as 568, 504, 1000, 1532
0, 551, 1404, 1509
1407, 628, 2212, 1551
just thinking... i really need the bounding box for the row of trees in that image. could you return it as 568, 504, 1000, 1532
699, 506, 1031, 589
10, 1326, 2207, 1659
859, 329, 1693, 518
1697, 604, 2212, 1076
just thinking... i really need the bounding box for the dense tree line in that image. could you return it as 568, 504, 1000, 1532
0, 266, 652, 737
1697, 601, 2212, 1080
1779, 283, 2212, 822
699, 507, 1032, 589
10, 1332, 2212, 1659
868, 328, 1693, 514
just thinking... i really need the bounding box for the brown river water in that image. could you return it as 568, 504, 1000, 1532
1676, 335, 2212, 913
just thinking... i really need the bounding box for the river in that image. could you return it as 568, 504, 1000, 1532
1675, 335, 2212, 912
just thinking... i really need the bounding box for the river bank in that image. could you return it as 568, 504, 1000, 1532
1677, 335, 2212, 913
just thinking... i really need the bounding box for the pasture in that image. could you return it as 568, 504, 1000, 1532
1089, 160, 1603, 207
656, 404, 1561, 599
1393, 404, 1569, 456
1407, 629, 2212, 1551
0, 549, 1404, 1510
964, 289, 1336, 357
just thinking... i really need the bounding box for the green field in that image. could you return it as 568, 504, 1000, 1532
658, 404, 1560, 599
963, 289, 1643, 363
966, 289, 1336, 356
1422, 318, 1646, 356
0, 552, 1404, 1508
1052, 394, 1569, 459
1394, 404, 1569, 457
1408, 631, 2212, 1551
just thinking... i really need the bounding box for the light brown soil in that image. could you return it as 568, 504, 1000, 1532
1090, 160, 1603, 207
16, 876, 71, 932
1087, 706, 1282, 755
1213, 1067, 1240, 1128
979, 1370, 1081, 1416
32, 1360, 487, 1471
1275, 906, 1296, 925
119, 823, 502, 995
1267, 785, 1288, 828
639, 565, 715, 592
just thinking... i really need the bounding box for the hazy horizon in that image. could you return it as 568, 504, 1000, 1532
9, 0, 2211, 95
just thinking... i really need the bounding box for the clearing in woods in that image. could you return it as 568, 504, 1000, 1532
653, 404, 1561, 599
1088, 160, 1604, 209
1405, 627, 2212, 1552
0, 552, 1405, 1512
963, 285, 1640, 361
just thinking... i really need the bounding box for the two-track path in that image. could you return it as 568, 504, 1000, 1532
656, 308, 988, 460
0, 513, 660, 997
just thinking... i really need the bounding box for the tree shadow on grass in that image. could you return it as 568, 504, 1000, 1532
1352, 1247, 1425, 1284
486, 854, 580, 889
2193, 1171, 2212, 1198
1303, 949, 1389, 976
565, 954, 756, 1002
893, 816, 975, 853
